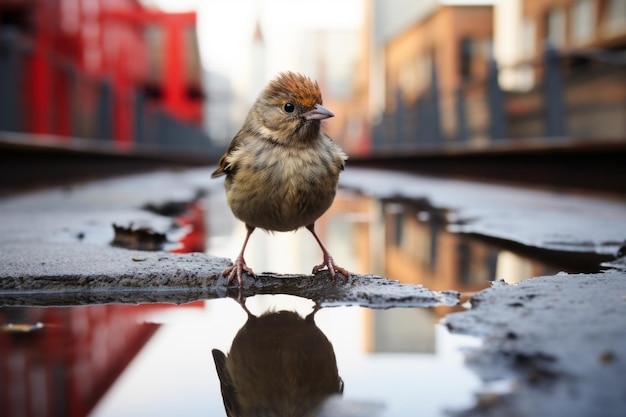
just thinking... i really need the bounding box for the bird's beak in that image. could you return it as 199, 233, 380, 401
304, 104, 334, 121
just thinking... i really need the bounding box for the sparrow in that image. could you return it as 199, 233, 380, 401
212, 300, 343, 417
212, 72, 349, 286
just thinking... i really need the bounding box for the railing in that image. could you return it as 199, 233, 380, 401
0, 27, 221, 160
371, 42, 626, 153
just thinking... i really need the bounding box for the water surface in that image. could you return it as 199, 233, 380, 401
1, 190, 574, 416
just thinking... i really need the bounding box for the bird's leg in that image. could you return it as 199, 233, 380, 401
223, 224, 255, 286
306, 223, 349, 279
228, 289, 255, 318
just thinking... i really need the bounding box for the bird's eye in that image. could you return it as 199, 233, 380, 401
284, 102, 295, 113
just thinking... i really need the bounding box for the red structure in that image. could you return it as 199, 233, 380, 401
0, 0, 204, 149
0, 305, 159, 417
0, 300, 207, 417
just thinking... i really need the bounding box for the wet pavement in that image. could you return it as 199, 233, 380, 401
1, 167, 626, 416
339, 169, 626, 256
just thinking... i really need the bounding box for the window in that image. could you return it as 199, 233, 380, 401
571, 0, 595, 44
520, 18, 536, 58
398, 59, 419, 97
459, 38, 491, 81
546, 7, 566, 47
459, 38, 473, 80
61, 0, 80, 33
604, 0, 626, 35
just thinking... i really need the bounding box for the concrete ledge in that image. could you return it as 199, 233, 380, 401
0, 242, 459, 308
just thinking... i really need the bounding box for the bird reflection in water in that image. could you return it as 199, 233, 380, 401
212, 297, 343, 417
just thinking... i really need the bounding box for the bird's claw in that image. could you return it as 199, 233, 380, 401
223, 256, 255, 286
312, 255, 349, 279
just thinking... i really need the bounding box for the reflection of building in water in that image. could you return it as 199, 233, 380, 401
364, 308, 436, 354
326, 192, 556, 293
0, 303, 200, 417
323, 192, 561, 353
378, 200, 558, 294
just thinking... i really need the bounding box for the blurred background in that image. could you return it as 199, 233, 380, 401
1, 0, 625, 192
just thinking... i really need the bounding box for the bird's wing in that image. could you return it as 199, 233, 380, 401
326, 133, 348, 171
211, 131, 246, 178
210, 153, 229, 178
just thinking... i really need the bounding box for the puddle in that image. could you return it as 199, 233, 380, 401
0, 188, 600, 416
0, 295, 482, 417
208, 190, 578, 310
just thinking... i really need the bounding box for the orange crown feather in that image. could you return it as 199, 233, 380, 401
265, 72, 322, 108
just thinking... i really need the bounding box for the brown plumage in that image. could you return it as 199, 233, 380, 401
212, 72, 349, 286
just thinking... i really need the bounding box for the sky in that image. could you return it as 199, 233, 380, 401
143, 0, 363, 89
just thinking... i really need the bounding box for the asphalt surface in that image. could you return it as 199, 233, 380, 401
339, 169, 626, 256
1, 167, 625, 416
446, 271, 626, 417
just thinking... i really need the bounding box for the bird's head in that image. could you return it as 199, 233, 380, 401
251, 72, 334, 145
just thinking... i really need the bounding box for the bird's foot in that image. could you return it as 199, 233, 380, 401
223, 256, 255, 286
312, 254, 349, 279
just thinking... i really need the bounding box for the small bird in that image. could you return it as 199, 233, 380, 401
212, 72, 349, 286
212, 301, 343, 417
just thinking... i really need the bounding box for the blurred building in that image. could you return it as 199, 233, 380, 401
307, 29, 360, 145
384, 4, 493, 109
347, 0, 626, 154
523, 0, 626, 53
0, 0, 207, 150
495, 0, 626, 90
202, 69, 236, 145
248, 18, 266, 107
495, 0, 626, 140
